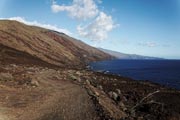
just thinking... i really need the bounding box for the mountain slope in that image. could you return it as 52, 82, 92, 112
99, 48, 163, 60
0, 20, 112, 68
0, 44, 57, 67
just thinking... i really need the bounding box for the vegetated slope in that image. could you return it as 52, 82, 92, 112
99, 48, 163, 60
0, 20, 112, 68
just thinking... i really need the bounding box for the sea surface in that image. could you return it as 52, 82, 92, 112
90, 60, 180, 90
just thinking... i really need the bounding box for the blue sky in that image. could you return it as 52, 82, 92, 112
0, 0, 180, 59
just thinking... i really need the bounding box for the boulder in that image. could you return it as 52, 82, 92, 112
108, 91, 120, 102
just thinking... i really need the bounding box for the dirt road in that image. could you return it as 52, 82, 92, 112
0, 66, 99, 120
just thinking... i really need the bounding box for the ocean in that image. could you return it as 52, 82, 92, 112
90, 60, 180, 90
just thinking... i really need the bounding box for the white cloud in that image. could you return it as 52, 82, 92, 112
0, 17, 72, 35
138, 42, 157, 47
77, 12, 117, 41
96, 0, 102, 4
51, 0, 99, 20
51, 0, 118, 41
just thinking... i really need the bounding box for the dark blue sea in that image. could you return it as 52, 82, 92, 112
90, 60, 180, 90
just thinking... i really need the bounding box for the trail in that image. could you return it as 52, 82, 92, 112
0, 68, 98, 120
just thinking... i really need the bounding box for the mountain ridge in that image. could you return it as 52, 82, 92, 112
99, 48, 164, 60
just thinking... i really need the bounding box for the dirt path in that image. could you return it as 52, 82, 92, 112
0, 67, 99, 120
18, 83, 98, 120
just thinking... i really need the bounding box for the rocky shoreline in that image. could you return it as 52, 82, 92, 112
75, 69, 180, 120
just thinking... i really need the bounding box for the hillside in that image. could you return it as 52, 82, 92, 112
0, 20, 112, 68
99, 48, 163, 60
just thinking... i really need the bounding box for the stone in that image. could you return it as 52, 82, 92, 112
97, 85, 103, 90
86, 80, 90, 85
95, 91, 100, 97
113, 83, 117, 86
108, 91, 113, 98
31, 80, 39, 87
108, 91, 120, 102
112, 92, 119, 101
0, 73, 13, 81
119, 102, 127, 111
70, 74, 77, 80
75, 71, 81, 76
122, 96, 127, 102
10, 64, 17, 68
77, 78, 81, 82
116, 89, 122, 95
137, 117, 144, 120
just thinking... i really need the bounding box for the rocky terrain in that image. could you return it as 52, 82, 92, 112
0, 20, 180, 120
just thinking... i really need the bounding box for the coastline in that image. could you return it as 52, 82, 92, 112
83, 68, 180, 119
89, 59, 180, 90
92, 69, 179, 90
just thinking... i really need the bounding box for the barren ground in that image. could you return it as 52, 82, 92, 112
0, 63, 180, 120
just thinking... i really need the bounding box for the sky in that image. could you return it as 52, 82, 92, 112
0, 0, 180, 59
